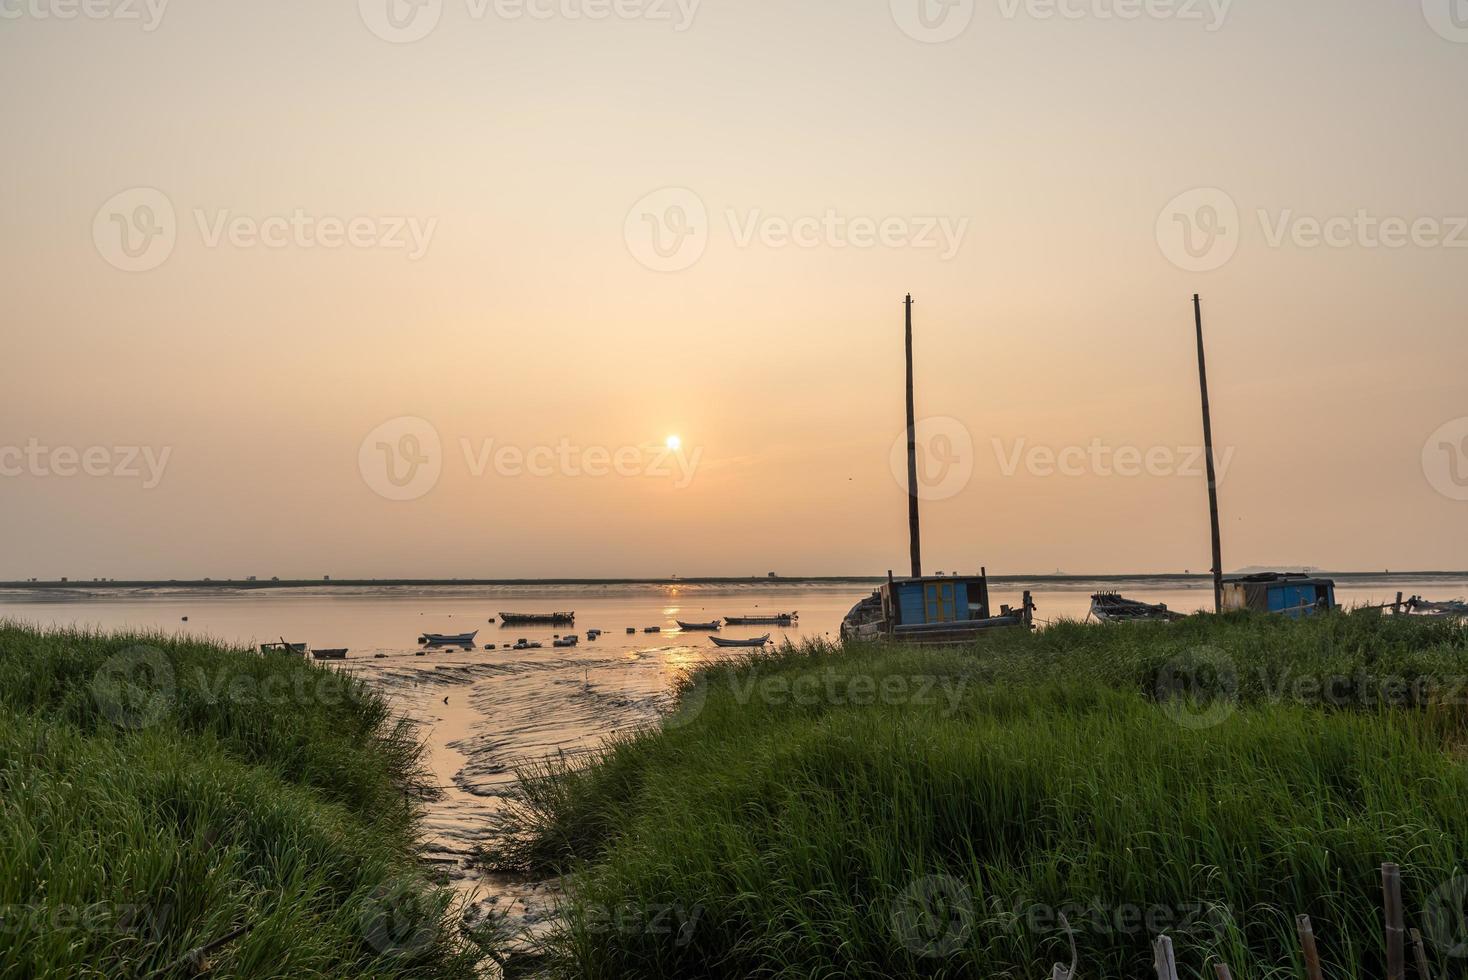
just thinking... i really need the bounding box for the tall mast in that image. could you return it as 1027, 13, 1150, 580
905, 293, 922, 578
1193, 294, 1224, 613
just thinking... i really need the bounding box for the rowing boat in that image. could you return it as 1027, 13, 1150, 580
1089, 592, 1184, 623
709, 634, 770, 648
676, 620, 721, 631
420, 631, 478, 645
260, 642, 307, 655
311, 648, 348, 660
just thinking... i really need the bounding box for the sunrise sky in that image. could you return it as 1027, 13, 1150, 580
2, 0, 1466, 579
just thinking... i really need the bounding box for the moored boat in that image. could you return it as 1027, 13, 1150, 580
710, 634, 771, 648
1401, 596, 1468, 619
420, 630, 479, 645
840, 571, 1035, 645
1089, 592, 1184, 623
499, 612, 575, 626
724, 612, 797, 625
260, 641, 307, 655
311, 648, 348, 660
676, 619, 721, 631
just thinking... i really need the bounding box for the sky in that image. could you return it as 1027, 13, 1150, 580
2, 0, 1466, 580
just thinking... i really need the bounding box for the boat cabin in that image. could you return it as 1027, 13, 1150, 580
841, 571, 1034, 643
1221, 573, 1336, 618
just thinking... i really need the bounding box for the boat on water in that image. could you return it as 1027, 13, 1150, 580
676, 619, 721, 631
840, 571, 1035, 644
499, 612, 575, 626
1089, 592, 1184, 623
419, 630, 479, 645
710, 634, 771, 648
311, 648, 348, 660
260, 642, 307, 655
724, 613, 796, 625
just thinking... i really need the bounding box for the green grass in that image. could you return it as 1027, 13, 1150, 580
487, 612, 1468, 979
0, 622, 490, 979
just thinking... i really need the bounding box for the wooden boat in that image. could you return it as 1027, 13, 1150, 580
724, 613, 796, 625
1401, 596, 1468, 619
840, 571, 1034, 645
311, 648, 348, 660
676, 619, 721, 631
420, 630, 478, 645
499, 612, 575, 626
710, 634, 771, 648
1089, 592, 1184, 623
260, 642, 306, 655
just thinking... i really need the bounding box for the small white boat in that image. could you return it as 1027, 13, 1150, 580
1402, 596, 1468, 619
709, 634, 771, 648
1089, 593, 1184, 623
420, 631, 478, 646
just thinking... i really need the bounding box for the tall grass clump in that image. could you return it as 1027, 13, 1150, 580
489, 612, 1468, 979
0, 622, 489, 979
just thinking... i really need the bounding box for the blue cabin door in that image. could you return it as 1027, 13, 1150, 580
924, 582, 958, 622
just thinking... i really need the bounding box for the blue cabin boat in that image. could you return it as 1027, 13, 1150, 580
840, 570, 1035, 643
1221, 573, 1336, 618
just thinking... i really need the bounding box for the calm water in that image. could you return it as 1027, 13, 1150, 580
4, 576, 1464, 932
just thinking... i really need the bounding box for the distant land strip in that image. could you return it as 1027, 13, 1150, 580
2, 571, 1466, 591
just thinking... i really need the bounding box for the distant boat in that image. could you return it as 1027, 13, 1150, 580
260, 642, 306, 655
499, 612, 574, 626
710, 634, 771, 648
311, 648, 348, 660
1089, 592, 1184, 623
420, 630, 478, 645
676, 619, 721, 631
724, 612, 797, 625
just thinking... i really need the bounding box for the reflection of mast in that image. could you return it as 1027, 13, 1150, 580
905, 293, 922, 578
1193, 294, 1224, 613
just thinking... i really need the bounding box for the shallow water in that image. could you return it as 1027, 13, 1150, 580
3, 576, 1464, 941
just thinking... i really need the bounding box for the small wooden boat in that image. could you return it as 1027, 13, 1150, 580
311, 648, 348, 660
420, 631, 478, 645
724, 613, 797, 625
710, 634, 771, 648
676, 619, 721, 631
499, 612, 575, 626
840, 571, 1034, 644
1402, 596, 1468, 619
260, 642, 307, 655
1089, 592, 1184, 623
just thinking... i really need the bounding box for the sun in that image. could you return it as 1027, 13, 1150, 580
665, 434, 682, 451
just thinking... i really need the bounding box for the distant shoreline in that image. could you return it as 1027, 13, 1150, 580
2, 571, 1466, 591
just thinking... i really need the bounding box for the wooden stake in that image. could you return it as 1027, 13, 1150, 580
1193, 294, 1225, 614
1153, 935, 1179, 980
1384, 863, 1406, 980
904, 293, 922, 578
1410, 927, 1432, 980
1297, 913, 1325, 980
1213, 966, 1234, 980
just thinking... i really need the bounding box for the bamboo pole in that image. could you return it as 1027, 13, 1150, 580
1193, 294, 1225, 613
903, 293, 922, 579
1297, 913, 1325, 980
1410, 928, 1432, 980
1153, 935, 1179, 980
1383, 863, 1406, 980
